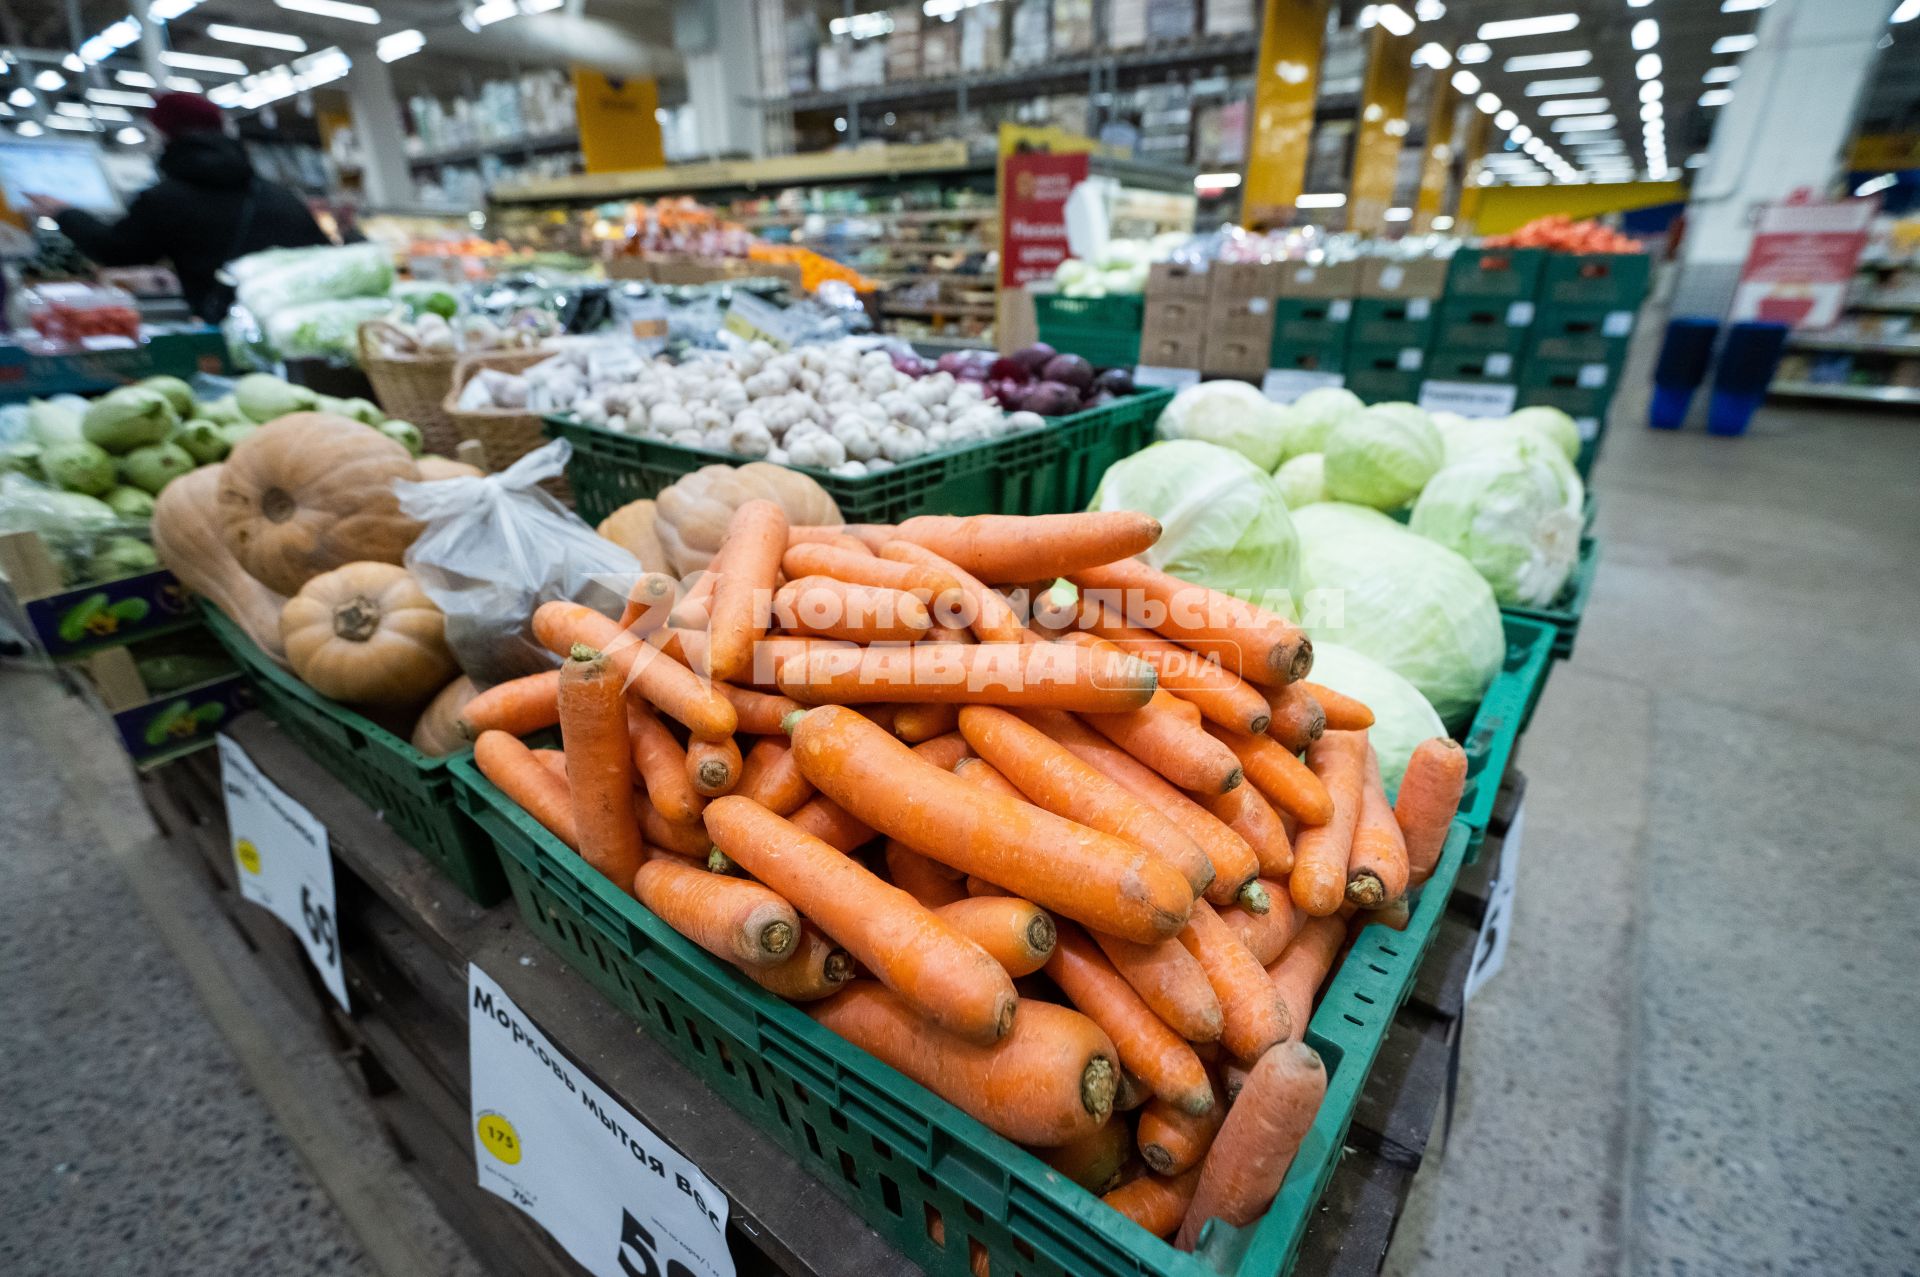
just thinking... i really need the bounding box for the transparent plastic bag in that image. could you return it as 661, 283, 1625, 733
395, 439, 642, 687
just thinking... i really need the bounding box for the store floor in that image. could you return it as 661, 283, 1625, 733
4, 399, 1917, 1277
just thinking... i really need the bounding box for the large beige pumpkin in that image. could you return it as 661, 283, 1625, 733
654, 462, 840, 575
281, 561, 455, 706
149, 464, 290, 664
218, 413, 424, 595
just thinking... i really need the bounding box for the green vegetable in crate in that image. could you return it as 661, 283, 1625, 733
120, 441, 195, 494
1292, 502, 1503, 726
39, 489, 117, 526
27, 398, 85, 447
197, 395, 246, 425
376, 418, 423, 456
216, 421, 259, 451
1435, 417, 1584, 515
234, 373, 317, 423
2, 441, 43, 480
1153, 380, 1290, 471
1090, 440, 1300, 602
1409, 451, 1580, 607
1278, 386, 1364, 461
1323, 402, 1443, 510
103, 485, 157, 518
82, 386, 178, 453
174, 419, 230, 465
136, 375, 196, 419
137, 653, 232, 692
1273, 453, 1327, 508
1296, 642, 1444, 795
340, 397, 385, 427
42, 440, 118, 495
85, 534, 160, 582
1505, 406, 1581, 463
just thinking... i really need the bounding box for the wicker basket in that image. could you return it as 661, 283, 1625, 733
358, 320, 462, 455
444, 347, 569, 502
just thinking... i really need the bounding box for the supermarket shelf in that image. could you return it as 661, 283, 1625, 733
881, 300, 997, 317
1846, 297, 1920, 314
1787, 333, 1920, 356
740, 207, 997, 227
1769, 379, 1920, 405
338, 131, 580, 175
492, 140, 980, 205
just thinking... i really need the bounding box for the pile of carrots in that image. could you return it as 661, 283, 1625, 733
461, 506, 1467, 1253
1481, 214, 1643, 254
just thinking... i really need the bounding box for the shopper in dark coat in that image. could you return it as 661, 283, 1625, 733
27, 93, 331, 321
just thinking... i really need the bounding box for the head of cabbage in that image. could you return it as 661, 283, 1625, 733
1323, 401, 1444, 510
1504, 406, 1581, 462
1410, 451, 1582, 606
1303, 642, 1446, 795
1274, 452, 1327, 508
1090, 440, 1300, 604
1155, 381, 1290, 472
1292, 502, 1504, 725
1435, 416, 1585, 515
1278, 386, 1364, 461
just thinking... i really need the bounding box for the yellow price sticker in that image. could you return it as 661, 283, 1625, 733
477, 1112, 523, 1165
235, 838, 262, 875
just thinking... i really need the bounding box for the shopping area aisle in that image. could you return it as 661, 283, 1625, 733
1386, 393, 1920, 1274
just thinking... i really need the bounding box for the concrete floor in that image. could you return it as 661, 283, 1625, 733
4, 388, 1919, 1276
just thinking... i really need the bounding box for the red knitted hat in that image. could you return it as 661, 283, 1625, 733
150, 92, 224, 139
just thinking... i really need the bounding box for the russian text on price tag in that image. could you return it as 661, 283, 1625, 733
219, 734, 348, 1010
1261, 368, 1345, 403
1419, 379, 1519, 419
468, 964, 735, 1277
721, 291, 800, 351
1464, 803, 1524, 1003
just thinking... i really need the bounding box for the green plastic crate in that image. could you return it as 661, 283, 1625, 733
1457, 616, 1556, 849
1344, 366, 1424, 403
451, 748, 1471, 1277
1502, 537, 1599, 661
1033, 294, 1146, 368
1537, 252, 1651, 308
1527, 305, 1635, 364
1424, 348, 1524, 383
201, 604, 508, 906
1433, 300, 1534, 354
1443, 247, 1546, 301
1346, 297, 1438, 350
548, 390, 1172, 526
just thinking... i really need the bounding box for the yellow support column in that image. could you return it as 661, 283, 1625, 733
1241, 0, 1329, 228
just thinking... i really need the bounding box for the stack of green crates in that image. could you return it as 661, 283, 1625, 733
1269, 298, 1352, 373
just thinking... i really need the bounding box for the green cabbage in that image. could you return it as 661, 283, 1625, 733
263, 297, 399, 363
233, 242, 394, 318
1302, 642, 1445, 795
1410, 452, 1582, 606
82, 387, 177, 454
1155, 381, 1291, 472
1091, 440, 1300, 604
1279, 386, 1364, 460
42, 441, 118, 495
1505, 406, 1581, 462
1436, 417, 1585, 515
1274, 453, 1327, 508
1324, 402, 1442, 510
1292, 502, 1503, 725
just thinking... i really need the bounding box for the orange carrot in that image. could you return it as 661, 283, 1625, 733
908, 730, 974, 770
1046, 925, 1215, 1116
1114, 1068, 1151, 1112
633, 855, 797, 966
1070, 558, 1311, 687
787, 706, 1193, 943
1063, 637, 1244, 795
777, 642, 1157, 712
1034, 1118, 1131, 1194
475, 731, 577, 849
1091, 932, 1223, 1045
885, 842, 969, 908
1104, 1170, 1200, 1238
1207, 784, 1293, 879
458, 669, 561, 740
616, 572, 678, 634
773, 575, 933, 643
965, 874, 1010, 898
936, 896, 1056, 978
1218, 885, 1301, 966
924, 624, 976, 645
1370, 896, 1411, 931
706, 500, 788, 682
709, 797, 1017, 1043
956, 705, 1213, 900
1347, 743, 1409, 908
626, 701, 704, 825
892, 512, 1162, 583
1219, 1061, 1252, 1106
786, 794, 874, 853
685, 734, 741, 798
1179, 900, 1290, 1062
1138, 1094, 1226, 1175
951, 755, 1027, 801
1263, 682, 1327, 754
737, 923, 852, 1001
558, 645, 645, 888
880, 540, 1026, 643
1267, 917, 1346, 1040
1204, 723, 1333, 826
789, 522, 896, 552
668, 569, 717, 630
782, 541, 962, 604
1021, 709, 1258, 908
893, 700, 960, 744
1289, 731, 1367, 917
714, 683, 806, 736
1175, 1041, 1327, 1250
734, 736, 814, 816
784, 528, 875, 557
1395, 737, 1467, 887
811, 983, 1117, 1147
534, 602, 737, 740
1299, 681, 1374, 731
641, 802, 713, 859
1080, 599, 1271, 735
531, 746, 568, 782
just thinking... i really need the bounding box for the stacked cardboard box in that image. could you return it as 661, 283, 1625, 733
1137, 262, 1210, 369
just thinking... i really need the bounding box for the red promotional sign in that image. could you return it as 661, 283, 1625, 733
999, 151, 1090, 288
1730, 201, 1875, 330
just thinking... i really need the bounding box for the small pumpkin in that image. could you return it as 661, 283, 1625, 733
415, 454, 485, 481
410, 675, 478, 756
281, 561, 455, 706
218, 413, 424, 596
654, 462, 840, 575
150, 464, 291, 665
596, 497, 668, 573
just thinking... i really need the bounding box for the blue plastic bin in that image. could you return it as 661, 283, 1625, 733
1649, 316, 1719, 429
1709, 321, 1790, 436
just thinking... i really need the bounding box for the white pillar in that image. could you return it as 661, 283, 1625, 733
344, 51, 415, 209
674, 0, 764, 160
137, 10, 165, 86
1672, 0, 1893, 317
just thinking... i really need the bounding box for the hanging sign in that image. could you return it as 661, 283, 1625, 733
1730, 200, 1875, 330
1418, 379, 1518, 418
1000, 150, 1091, 289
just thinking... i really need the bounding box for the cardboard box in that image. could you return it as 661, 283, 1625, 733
1359, 257, 1450, 300
0, 530, 197, 662
1052, 0, 1094, 52
1201, 318, 1272, 379
1136, 328, 1204, 370
961, 3, 1004, 71
920, 20, 958, 75
1145, 0, 1196, 40
1204, 0, 1256, 36
1009, 0, 1050, 64
1275, 259, 1362, 300
1146, 261, 1212, 301
1208, 260, 1288, 305
1109, 0, 1146, 46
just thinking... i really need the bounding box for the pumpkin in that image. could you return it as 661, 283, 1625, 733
596, 498, 668, 573
654, 462, 840, 575
281, 561, 455, 706
150, 464, 292, 665
410, 675, 478, 756
416, 454, 485, 481
218, 414, 424, 596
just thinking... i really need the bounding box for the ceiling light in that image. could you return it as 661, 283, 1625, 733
1723, 0, 1770, 9
86, 87, 156, 107
1194, 172, 1242, 189
54, 102, 92, 117
116, 126, 144, 144
1296, 193, 1347, 208
377, 29, 424, 60
1632, 19, 1659, 49
1703, 66, 1739, 83
1700, 89, 1733, 107
167, 77, 203, 92
150, 0, 203, 18
90, 104, 133, 121
1685, 152, 1706, 168
115, 70, 156, 88
1383, 208, 1414, 223
469, 0, 518, 25
1552, 114, 1617, 131
207, 24, 308, 51
1415, 0, 1445, 18
1431, 215, 1454, 229
62, 54, 83, 71
1413, 42, 1451, 68
1894, 0, 1920, 20
33, 70, 64, 91
1853, 174, 1898, 196
275, 0, 381, 19
1636, 53, 1661, 79
1375, 3, 1414, 36
1451, 70, 1481, 94
16, 119, 43, 136
8, 88, 32, 107
1478, 15, 1578, 39
47, 115, 95, 131
1713, 34, 1757, 53
1495, 109, 1518, 129
1525, 77, 1603, 95
1639, 102, 1661, 122
1476, 92, 1501, 112
162, 51, 251, 74
1640, 81, 1663, 102
1503, 51, 1592, 72
1539, 97, 1610, 115
1456, 42, 1491, 63
1510, 124, 1532, 141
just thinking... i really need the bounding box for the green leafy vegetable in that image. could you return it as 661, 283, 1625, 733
1410, 452, 1582, 606
1154, 381, 1291, 471
1323, 402, 1443, 510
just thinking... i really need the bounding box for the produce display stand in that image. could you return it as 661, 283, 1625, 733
133, 712, 1504, 1277
0, 327, 229, 404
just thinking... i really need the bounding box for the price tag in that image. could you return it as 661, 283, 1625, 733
1577, 362, 1610, 389
1406, 297, 1431, 320
1484, 353, 1514, 378
1133, 365, 1202, 390
1326, 299, 1352, 322
721, 291, 801, 351
1396, 346, 1425, 372
219, 735, 348, 1010
468, 965, 735, 1277
1575, 415, 1600, 441
1464, 804, 1524, 1003
1602, 309, 1634, 337
624, 295, 671, 350
1505, 301, 1536, 327
1419, 379, 1518, 418
1376, 264, 1405, 292
1261, 368, 1345, 403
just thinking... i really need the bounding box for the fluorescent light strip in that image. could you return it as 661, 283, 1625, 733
1295, 193, 1346, 208
1703, 66, 1739, 83
1455, 42, 1490, 63
376, 28, 425, 61
1494, 109, 1517, 129
1478, 14, 1577, 39
33, 70, 64, 91
1375, 3, 1414, 36
1713, 34, 1757, 53
1194, 172, 1242, 189
1631, 19, 1659, 50
1894, 0, 1920, 20
207, 23, 308, 51
1451, 70, 1481, 94
47, 116, 96, 131
1539, 97, 1609, 116
275, 0, 382, 20
1636, 53, 1662, 80
1476, 92, 1501, 113
1551, 115, 1617, 131
1525, 77, 1602, 96
162, 51, 251, 74
115, 70, 156, 88
1504, 51, 1591, 72
1640, 81, 1663, 102
1413, 42, 1451, 68
1723, 0, 1770, 9
1700, 89, 1733, 107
